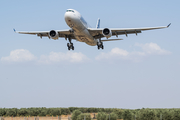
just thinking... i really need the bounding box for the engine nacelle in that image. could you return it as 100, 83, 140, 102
102, 28, 112, 38
49, 30, 59, 40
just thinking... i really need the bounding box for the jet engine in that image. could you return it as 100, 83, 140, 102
102, 28, 112, 38
49, 30, 59, 40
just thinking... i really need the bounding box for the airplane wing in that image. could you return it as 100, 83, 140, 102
13, 29, 76, 39
88, 23, 171, 39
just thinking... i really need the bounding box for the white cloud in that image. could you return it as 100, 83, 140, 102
135, 43, 171, 55
1, 49, 36, 62
96, 48, 130, 60
38, 51, 89, 64
96, 43, 171, 62
1, 50, 89, 64
0, 43, 171, 64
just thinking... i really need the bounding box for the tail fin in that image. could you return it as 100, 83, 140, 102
13, 28, 16, 32
96, 18, 100, 28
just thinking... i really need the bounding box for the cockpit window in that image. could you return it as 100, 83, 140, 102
66, 10, 74, 13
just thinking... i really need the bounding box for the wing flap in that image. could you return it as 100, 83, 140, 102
101, 39, 123, 42
113, 30, 141, 36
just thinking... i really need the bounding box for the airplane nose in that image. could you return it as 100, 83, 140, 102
64, 12, 73, 22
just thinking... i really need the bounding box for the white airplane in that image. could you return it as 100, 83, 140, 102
14, 9, 171, 50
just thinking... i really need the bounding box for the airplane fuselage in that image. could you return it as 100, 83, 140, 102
64, 9, 98, 46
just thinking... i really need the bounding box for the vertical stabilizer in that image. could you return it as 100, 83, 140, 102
96, 18, 100, 28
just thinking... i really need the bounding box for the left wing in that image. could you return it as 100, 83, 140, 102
13, 29, 76, 39
88, 23, 171, 39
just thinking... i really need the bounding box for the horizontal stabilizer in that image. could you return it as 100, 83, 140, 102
101, 39, 123, 42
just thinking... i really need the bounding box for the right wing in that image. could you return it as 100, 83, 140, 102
13, 29, 76, 39
88, 23, 171, 39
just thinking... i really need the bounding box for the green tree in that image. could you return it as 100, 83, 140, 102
0, 108, 6, 116
39, 109, 47, 116
122, 110, 132, 120
17, 108, 28, 116
172, 109, 180, 120
61, 108, 71, 115
96, 112, 108, 120
109, 112, 118, 120
161, 109, 172, 120
28, 108, 40, 116
77, 113, 91, 120
113, 109, 123, 119
50, 108, 60, 116
69, 107, 78, 113
71, 110, 81, 120
137, 109, 156, 120
5, 108, 17, 117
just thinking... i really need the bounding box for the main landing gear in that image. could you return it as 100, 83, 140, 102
67, 37, 74, 50
97, 38, 104, 50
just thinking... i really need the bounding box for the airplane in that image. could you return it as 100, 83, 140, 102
14, 9, 171, 50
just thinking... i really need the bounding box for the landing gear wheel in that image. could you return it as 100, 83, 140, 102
67, 42, 75, 50
97, 42, 104, 50
98, 46, 100, 50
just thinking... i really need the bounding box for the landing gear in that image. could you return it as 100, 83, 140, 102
97, 38, 104, 50
97, 42, 104, 50
67, 43, 74, 50
69, 29, 74, 34
67, 37, 74, 50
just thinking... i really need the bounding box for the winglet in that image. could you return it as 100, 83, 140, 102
167, 23, 171, 28
13, 28, 16, 32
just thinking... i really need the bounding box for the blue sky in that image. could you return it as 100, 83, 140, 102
0, 0, 180, 109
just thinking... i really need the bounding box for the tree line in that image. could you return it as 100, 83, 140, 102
0, 107, 180, 120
